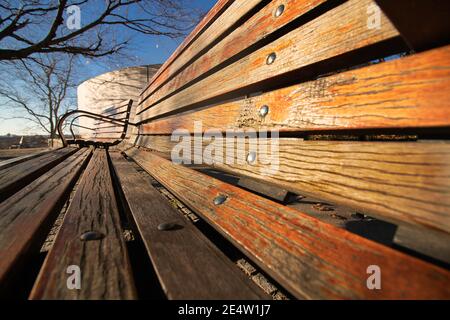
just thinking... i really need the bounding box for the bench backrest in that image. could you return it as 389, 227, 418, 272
121, 0, 450, 299
90, 100, 133, 142
59, 99, 133, 147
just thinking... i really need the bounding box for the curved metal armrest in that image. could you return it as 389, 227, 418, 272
58, 100, 135, 147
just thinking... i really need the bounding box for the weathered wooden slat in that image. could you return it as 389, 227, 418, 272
0, 147, 78, 202
140, 0, 328, 111
0, 148, 91, 294
0, 149, 52, 170
135, 135, 450, 235
140, 45, 450, 134
137, 0, 400, 120
125, 148, 450, 299
393, 225, 450, 264
30, 150, 137, 299
140, 0, 234, 98
109, 152, 267, 299
139, 0, 260, 104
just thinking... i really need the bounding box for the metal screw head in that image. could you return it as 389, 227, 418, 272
259, 105, 269, 117
158, 222, 180, 231
247, 151, 257, 164
213, 194, 228, 205
275, 4, 285, 17
80, 231, 104, 241
266, 52, 276, 65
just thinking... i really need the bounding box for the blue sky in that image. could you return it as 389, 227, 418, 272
78, 0, 217, 79
0, 0, 217, 135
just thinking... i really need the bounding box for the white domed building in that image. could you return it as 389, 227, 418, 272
76, 65, 160, 137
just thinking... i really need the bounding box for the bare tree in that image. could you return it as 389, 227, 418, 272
0, 54, 77, 144
0, 0, 202, 60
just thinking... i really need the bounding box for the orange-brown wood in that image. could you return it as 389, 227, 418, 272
134, 135, 450, 234
30, 150, 137, 299
0, 148, 91, 294
126, 148, 450, 299
109, 152, 267, 299
0, 147, 78, 202
137, 0, 400, 120
139, 0, 327, 111
139, 0, 249, 100
140, 45, 450, 134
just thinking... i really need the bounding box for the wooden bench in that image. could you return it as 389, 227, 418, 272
1, 0, 450, 300
58, 99, 134, 148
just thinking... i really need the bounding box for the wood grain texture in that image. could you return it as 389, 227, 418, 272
140, 0, 327, 111
135, 135, 450, 234
137, 0, 400, 120
139, 0, 234, 98
83, 99, 133, 144
0, 147, 78, 202
110, 152, 267, 300
139, 0, 261, 105
140, 45, 450, 134
0, 149, 52, 170
0, 148, 91, 292
126, 148, 450, 299
30, 150, 137, 300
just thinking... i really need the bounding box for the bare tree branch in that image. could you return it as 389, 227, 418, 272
0, 0, 203, 60
0, 54, 77, 138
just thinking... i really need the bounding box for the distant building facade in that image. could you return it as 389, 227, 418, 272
76, 65, 160, 137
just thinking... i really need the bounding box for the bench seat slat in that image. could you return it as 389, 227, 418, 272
110, 152, 267, 299
30, 149, 137, 299
0, 147, 78, 202
137, 0, 401, 120
0, 148, 91, 294
0, 149, 53, 171
140, 45, 450, 134
126, 148, 450, 299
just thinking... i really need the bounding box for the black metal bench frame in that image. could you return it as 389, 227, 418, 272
57, 99, 135, 148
